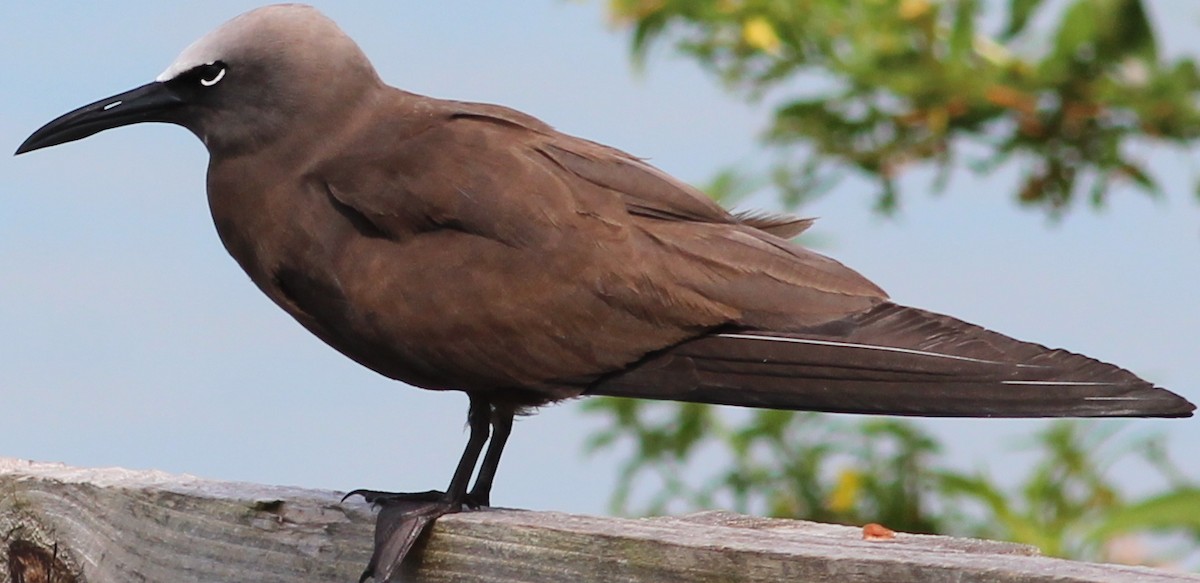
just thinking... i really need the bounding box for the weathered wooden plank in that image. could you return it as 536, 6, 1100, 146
0, 458, 1195, 583
0, 458, 375, 582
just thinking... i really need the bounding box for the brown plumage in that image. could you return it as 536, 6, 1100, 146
16, 5, 1193, 581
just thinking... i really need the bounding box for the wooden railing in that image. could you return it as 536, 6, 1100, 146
1, 458, 1195, 582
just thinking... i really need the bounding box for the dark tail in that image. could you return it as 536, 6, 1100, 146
587, 303, 1194, 418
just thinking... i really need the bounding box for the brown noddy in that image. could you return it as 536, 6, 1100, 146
15, 4, 1195, 581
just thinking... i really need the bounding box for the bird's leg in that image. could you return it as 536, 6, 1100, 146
349, 394, 493, 583
463, 403, 515, 508
441, 393, 492, 505
344, 393, 492, 507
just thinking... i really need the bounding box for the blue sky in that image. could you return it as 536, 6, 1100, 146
1, 2, 1197, 515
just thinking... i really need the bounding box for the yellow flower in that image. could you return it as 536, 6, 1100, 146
899, 0, 933, 21
828, 468, 862, 513
742, 17, 782, 54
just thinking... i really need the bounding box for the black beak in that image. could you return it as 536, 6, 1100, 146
15, 81, 185, 155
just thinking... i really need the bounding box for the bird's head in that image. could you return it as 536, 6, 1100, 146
16, 4, 381, 157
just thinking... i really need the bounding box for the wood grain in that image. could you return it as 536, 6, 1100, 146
1, 458, 1195, 582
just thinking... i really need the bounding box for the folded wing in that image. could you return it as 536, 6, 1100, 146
588, 302, 1195, 418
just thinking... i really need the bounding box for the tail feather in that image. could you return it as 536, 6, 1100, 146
587, 303, 1195, 418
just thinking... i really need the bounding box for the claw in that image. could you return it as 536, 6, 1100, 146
342, 488, 444, 506
462, 491, 490, 510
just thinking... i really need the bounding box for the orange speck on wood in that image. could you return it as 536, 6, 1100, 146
862, 523, 896, 541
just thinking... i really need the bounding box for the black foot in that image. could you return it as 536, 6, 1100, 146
343, 488, 491, 510
342, 489, 492, 583
464, 490, 489, 509
341, 488, 446, 505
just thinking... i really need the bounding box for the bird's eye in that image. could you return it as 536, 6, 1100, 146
197, 62, 227, 87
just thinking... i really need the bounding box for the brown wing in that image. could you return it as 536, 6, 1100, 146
589, 302, 1196, 418
307, 97, 885, 399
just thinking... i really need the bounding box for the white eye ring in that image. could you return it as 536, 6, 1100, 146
200, 67, 226, 87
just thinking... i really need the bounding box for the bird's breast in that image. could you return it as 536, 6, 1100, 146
204, 164, 467, 389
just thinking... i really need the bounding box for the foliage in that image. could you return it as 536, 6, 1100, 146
584, 402, 946, 532
939, 420, 1200, 563
601, 0, 1200, 213
584, 397, 1200, 565
580, 0, 1200, 567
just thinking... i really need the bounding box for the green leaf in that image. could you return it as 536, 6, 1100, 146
1091, 489, 1200, 540
1103, 0, 1157, 62
949, 0, 979, 59
1002, 0, 1046, 40
1053, 0, 1099, 62
1118, 161, 1159, 194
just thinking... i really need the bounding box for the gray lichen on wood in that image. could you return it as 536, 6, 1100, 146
1, 457, 1197, 583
